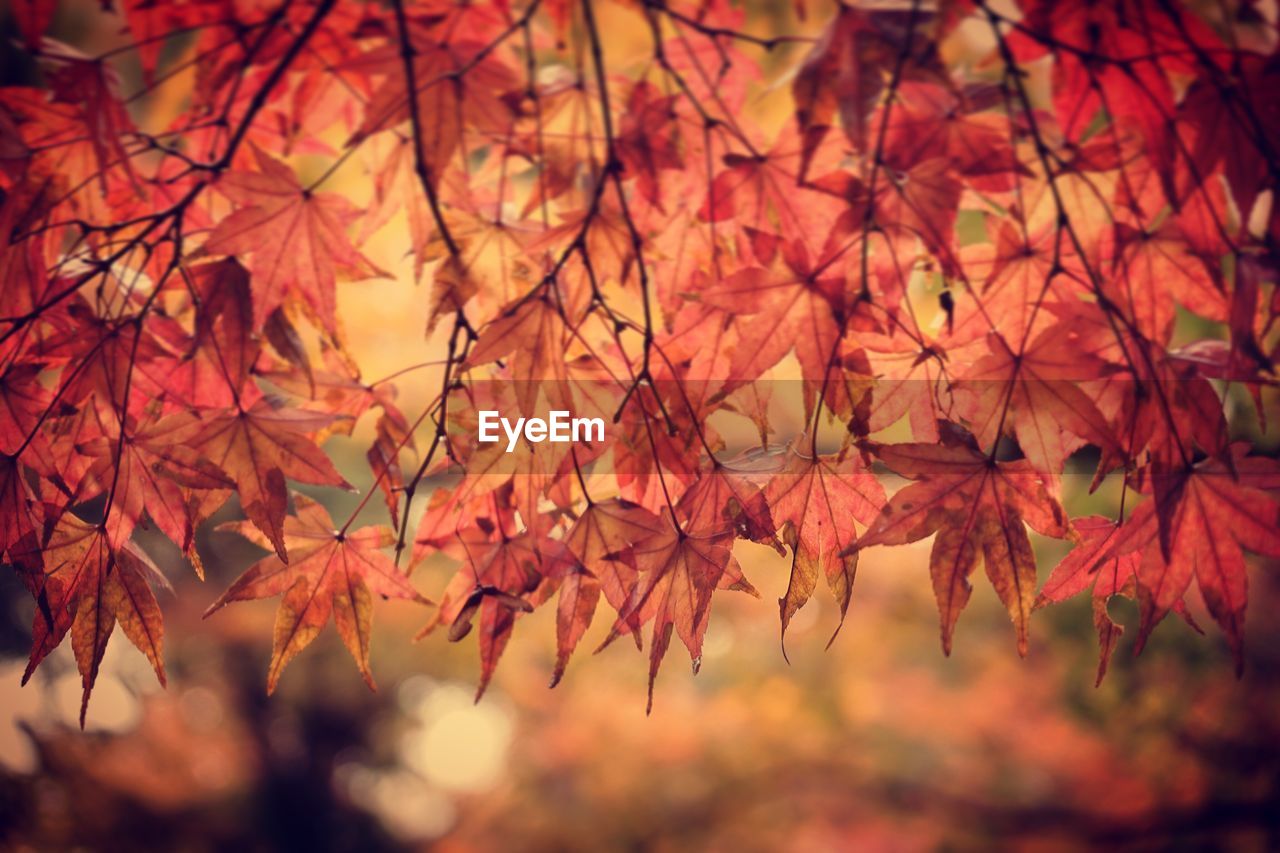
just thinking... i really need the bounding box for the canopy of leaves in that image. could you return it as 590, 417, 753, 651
0, 0, 1277, 723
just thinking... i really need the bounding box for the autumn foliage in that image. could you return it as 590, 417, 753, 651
1, 0, 1278, 726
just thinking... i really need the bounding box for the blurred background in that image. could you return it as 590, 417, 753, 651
2, 511, 1279, 850
3, 0, 1280, 850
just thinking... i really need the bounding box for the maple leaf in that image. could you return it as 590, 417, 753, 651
548, 498, 670, 685
207, 496, 429, 693
817, 157, 963, 274
411, 479, 522, 566
36, 301, 179, 421
694, 240, 846, 387
1178, 54, 1280, 220
19, 404, 97, 507
1108, 223, 1226, 343
1036, 516, 1144, 686
1055, 304, 1232, 475
0, 86, 112, 221
565, 499, 666, 580
119, 0, 182, 81
350, 19, 518, 185
879, 82, 1028, 192
43, 49, 142, 199
0, 364, 49, 456
466, 292, 573, 415
0, 230, 53, 348
0, 454, 38, 561
551, 564, 601, 689
256, 344, 408, 449
863, 326, 950, 444
765, 444, 885, 648
1118, 449, 1280, 670
676, 463, 780, 548
600, 522, 759, 713
952, 217, 1088, 347
366, 406, 414, 530
615, 81, 683, 210
357, 135, 438, 282
424, 255, 481, 335
557, 497, 667, 667
697, 125, 847, 251
178, 258, 260, 407
793, 1, 945, 176
9, 517, 167, 727
79, 412, 234, 569
168, 401, 352, 562
611, 386, 704, 509
857, 432, 1070, 655
205, 146, 383, 332
1036, 515, 1203, 685
424, 529, 564, 699
954, 324, 1119, 482
1009, 0, 1224, 189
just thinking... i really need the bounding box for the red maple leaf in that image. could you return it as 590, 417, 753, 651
1036, 515, 1201, 686
168, 401, 352, 562
857, 430, 1070, 654
207, 496, 429, 693
600, 521, 759, 712
1114, 448, 1280, 670
10, 518, 167, 727
205, 146, 383, 332
765, 444, 885, 647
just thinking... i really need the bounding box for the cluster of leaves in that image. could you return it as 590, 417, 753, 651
1, 0, 1278, 723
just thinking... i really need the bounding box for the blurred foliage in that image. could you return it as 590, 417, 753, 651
2, 514, 1278, 849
